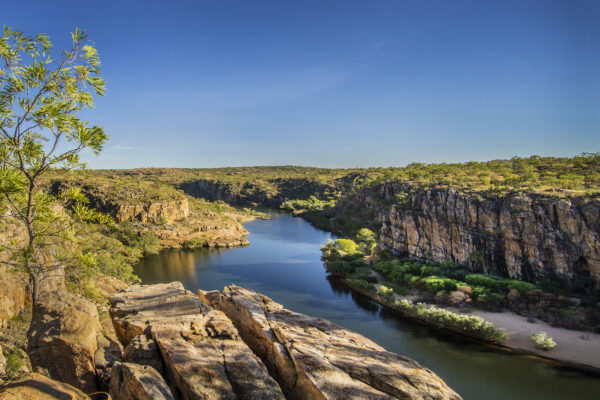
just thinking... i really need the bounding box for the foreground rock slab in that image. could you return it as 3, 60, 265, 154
110, 282, 285, 400
0, 373, 90, 399
200, 285, 462, 400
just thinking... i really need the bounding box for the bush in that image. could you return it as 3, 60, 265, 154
335, 238, 361, 255
378, 285, 394, 299
465, 274, 504, 292
391, 300, 507, 344
327, 260, 353, 277
531, 331, 556, 350
422, 276, 463, 293
504, 280, 536, 294
139, 232, 160, 255
350, 278, 376, 293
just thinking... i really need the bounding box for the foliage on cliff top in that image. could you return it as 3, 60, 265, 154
44, 169, 188, 204
81, 154, 600, 200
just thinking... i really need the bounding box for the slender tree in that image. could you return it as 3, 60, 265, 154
0, 27, 107, 301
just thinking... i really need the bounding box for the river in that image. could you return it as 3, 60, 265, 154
134, 211, 600, 400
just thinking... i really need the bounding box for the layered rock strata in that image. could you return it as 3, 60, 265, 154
199, 284, 462, 400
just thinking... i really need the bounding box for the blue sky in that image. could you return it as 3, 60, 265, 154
3, 0, 599, 168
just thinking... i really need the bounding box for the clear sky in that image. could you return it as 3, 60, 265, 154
2, 0, 599, 168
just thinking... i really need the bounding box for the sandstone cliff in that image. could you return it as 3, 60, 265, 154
375, 184, 600, 288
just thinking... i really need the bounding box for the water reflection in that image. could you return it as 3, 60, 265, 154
135, 212, 600, 400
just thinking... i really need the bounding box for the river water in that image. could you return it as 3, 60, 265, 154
135, 211, 599, 400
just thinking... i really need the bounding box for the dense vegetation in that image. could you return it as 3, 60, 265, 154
320, 237, 507, 343
371, 257, 536, 307
170, 154, 600, 199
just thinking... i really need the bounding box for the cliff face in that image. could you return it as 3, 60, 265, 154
112, 200, 189, 224
378, 185, 600, 288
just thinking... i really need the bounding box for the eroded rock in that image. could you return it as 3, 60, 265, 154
123, 335, 163, 375
201, 285, 462, 400
0, 345, 5, 377
110, 362, 173, 400
27, 290, 101, 393
109, 283, 285, 400
95, 335, 123, 391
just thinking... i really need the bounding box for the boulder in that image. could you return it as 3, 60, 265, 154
201, 285, 462, 400
0, 372, 90, 399
123, 335, 163, 375
110, 362, 173, 400
27, 290, 102, 393
109, 283, 285, 400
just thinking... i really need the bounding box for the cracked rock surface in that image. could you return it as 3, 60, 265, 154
200, 285, 462, 400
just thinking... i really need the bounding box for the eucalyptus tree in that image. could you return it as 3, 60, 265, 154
0, 27, 108, 301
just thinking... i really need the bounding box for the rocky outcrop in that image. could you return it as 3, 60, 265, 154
0, 345, 5, 377
0, 219, 30, 327
0, 373, 91, 399
200, 285, 461, 400
123, 335, 164, 375
377, 186, 600, 287
27, 289, 102, 393
0, 267, 28, 329
112, 200, 189, 224
109, 282, 285, 400
94, 335, 123, 391
110, 362, 173, 400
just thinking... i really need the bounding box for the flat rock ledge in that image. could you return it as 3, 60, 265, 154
109, 282, 461, 400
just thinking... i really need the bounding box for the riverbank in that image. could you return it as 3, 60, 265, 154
344, 278, 600, 374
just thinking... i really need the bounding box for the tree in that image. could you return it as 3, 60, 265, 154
0, 27, 107, 302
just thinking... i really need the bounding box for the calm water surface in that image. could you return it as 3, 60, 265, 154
135, 212, 600, 400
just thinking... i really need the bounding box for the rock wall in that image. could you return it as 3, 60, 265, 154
377, 185, 600, 287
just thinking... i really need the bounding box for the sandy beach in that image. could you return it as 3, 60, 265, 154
470, 309, 600, 372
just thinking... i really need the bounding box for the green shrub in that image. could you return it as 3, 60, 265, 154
5, 349, 23, 375
350, 273, 378, 283
504, 280, 536, 294
466, 274, 504, 292
139, 232, 160, 255
327, 260, 353, 277
377, 285, 394, 299
350, 278, 376, 293
335, 239, 361, 255
391, 300, 507, 343
531, 331, 556, 350
421, 276, 463, 293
